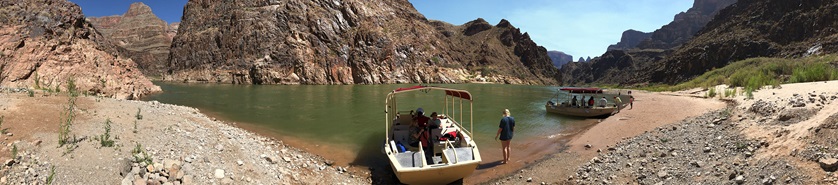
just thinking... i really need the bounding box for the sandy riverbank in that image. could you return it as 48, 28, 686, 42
490, 81, 838, 184
0, 90, 367, 184
486, 89, 726, 184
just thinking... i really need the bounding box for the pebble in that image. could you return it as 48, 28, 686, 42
214, 169, 225, 179
237, 160, 244, 166
734, 175, 745, 184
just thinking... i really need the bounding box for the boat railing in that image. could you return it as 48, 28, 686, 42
443, 140, 459, 164
447, 119, 472, 143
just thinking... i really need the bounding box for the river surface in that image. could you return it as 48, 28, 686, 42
144, 82, 597, 181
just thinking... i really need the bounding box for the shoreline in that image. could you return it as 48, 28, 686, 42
488, 90, 727, 184
3, 81, 835, 184
0, 90, 368, 184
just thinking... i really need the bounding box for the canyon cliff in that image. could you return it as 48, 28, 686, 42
563, 0, 838, 86
167, 0, 559, 85
0, 0, 160, 99
561, 0, 737, 85
88, 2, 177, 76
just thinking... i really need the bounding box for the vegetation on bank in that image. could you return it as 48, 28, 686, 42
643, 54, 838, 92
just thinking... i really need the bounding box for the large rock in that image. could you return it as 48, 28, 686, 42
88, 2, 177, 76
0, 0, 160, 99
167, 0, 559, 85
820, 157, 838, 172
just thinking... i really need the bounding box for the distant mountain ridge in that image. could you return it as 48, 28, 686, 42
167, 0, 559, 85
607, 29, 652, 51
547, 50, 572, 68
88, 2, 178, 76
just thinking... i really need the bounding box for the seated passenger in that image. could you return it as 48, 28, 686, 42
429, 112, 441, 130
414, 108, 430, 127
588, 97, 595, 108
571, 96, 578, 107
599, 97, 608, 107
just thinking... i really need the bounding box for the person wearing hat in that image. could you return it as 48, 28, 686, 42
409, 108, 433, 163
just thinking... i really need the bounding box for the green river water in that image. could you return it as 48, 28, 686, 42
143, 82, 594, 169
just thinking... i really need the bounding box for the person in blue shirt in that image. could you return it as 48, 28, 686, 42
494, 109, 515, 164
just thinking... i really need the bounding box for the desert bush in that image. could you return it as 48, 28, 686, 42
98, 119, 114, 147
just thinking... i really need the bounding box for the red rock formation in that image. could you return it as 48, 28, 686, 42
167, 0, 559, 85
0, 0, 160, 99
88, 2, 176, 76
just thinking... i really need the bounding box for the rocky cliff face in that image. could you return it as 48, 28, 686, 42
563, 0, 838, 86
0, 0, 160, 99
547, 50, 572, 68
653, 0, 838, 83
167, 0, 559, 85
636, 0, 736, 49
560, 0, 736, 85
88, 2, 176, 76
607, 29, 652, 51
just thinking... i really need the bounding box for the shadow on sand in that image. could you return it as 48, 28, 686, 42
349, 131, 401, 184
477, 160, 505, 170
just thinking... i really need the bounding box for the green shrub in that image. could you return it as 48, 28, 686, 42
707, 87, 716, 98
98, 119, 114, 147
643, 55, 838, 92
11, 144, 17, 159
46, 166, 55, 184
27, 89, 34, 97
66, 77, 78, 97
58, 96, 76, 147
132, 143, 153, 164
0, 116, 7, 134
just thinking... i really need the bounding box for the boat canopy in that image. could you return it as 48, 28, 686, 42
392, 85, 472, 101
560, 87, 603, 94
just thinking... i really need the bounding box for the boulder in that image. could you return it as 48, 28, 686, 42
819, 157, 838, 172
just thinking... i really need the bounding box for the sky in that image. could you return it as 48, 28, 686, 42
70, 0, 692, 59
70, 0, 187, 24
409, 0, 693, 59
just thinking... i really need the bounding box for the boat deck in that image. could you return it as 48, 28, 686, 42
394, 147, 474, 167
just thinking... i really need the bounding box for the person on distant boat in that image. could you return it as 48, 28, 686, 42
614, 96, 623, 113
571, 96, 578, 107
599, 97, 608, 107
495, 109, 515, 164
588, 96, 595, 108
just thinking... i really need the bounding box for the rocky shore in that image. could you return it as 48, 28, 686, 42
570, 85, 838, 184
489, 81, 838, 185
0, 89, 367, 184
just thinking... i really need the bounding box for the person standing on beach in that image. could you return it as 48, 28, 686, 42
495, 109, 515, 164
628, 91, 634, 109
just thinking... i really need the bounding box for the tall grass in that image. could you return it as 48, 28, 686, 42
642, 55, 838, 91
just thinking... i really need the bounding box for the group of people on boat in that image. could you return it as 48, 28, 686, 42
407, 108, 462, 164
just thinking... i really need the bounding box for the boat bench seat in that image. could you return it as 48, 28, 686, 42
395, 151, 443, 168
443, 147, 474, 163
395, 152, 423, 167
